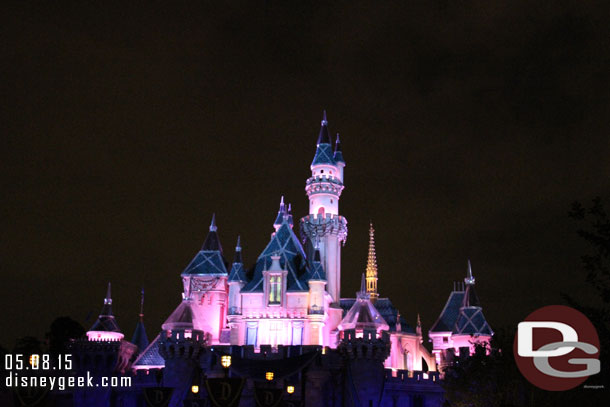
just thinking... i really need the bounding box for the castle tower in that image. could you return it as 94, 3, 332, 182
227, 236, 246, 345
300, 111, 347, 304
337, 275, 390, 407
365, 222, 379, 303
180, 214, 228, 344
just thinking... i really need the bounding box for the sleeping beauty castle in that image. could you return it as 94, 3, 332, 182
63, 112, 493, 407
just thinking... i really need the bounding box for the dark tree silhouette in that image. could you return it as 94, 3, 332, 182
46, 316, 85, 356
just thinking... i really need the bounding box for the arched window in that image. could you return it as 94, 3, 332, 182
318, 207, 325, 216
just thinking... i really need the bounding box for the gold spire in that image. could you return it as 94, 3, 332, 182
366, 222, 379, 302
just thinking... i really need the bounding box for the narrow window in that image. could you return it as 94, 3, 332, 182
292, 322, 304, 345
269, 276, 281, 305
246, 323, 258, 346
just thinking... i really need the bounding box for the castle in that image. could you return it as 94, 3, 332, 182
64, 112, 493, 407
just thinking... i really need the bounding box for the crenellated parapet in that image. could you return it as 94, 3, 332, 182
300, 213, 348, 244
158, 329, 206, 361
338, 328, 391, 361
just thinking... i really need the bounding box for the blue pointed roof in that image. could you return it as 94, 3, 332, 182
242, 219, 310, 292
89, 283, 121, 333
429, 290, 464, 333
339, 297, 415, 334
131, 321, 149, 351
333, 133, 345, 163
181, 215, 228, 276
228, 236, 247, 282
273, 197, 287, 226
133, 334, 164, 367
430, 264, 493, 336
311, 111, 336, 167
305, 249, 326, 281
131, 288, 149, 350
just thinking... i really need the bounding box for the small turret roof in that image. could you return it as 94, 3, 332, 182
311, 110, 336, 166
182, 214, 228, 276
161, 299, 197, 330
307, 248, 326, 281
333, 133, 345, 163
228, 236, 247, 282
131, 288, 149, 351
338, 274, 389, 331
89, 283, 121, 333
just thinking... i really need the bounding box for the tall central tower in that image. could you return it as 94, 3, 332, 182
300, 111, 347, 304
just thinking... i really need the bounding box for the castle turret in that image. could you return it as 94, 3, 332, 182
180, 214, 228, 344
300, 111, 347, 305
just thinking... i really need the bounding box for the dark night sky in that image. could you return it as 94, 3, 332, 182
2, 1, 609, 348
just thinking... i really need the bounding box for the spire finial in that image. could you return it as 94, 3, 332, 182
139, 288, 145, 320
465, 259, 475, 285
104, 282, 112, 305
416, 313, 422, 337
360, 273, 366, 293
322, 110, 328, 126
209, 213, 217, 232
366, 222, 379, 302
236, 235, 241, 251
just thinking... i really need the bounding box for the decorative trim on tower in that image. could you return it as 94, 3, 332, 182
366, 222, 379, 303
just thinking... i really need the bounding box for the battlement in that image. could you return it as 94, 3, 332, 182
300, 213, 348, 243
385, 369, 441, 384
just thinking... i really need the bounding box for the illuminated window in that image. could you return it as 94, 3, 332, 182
266, 371, 274, 381
269, 276, 281, 305
318, 207, 325, 216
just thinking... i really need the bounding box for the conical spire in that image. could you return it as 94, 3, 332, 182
338, 272, 389, 332
286, 203, 294, 227
101, 282, 113, 315
139, 287, 145, 321
274, 196, 287, 228
210, 213, 217, 231
357, 273, 367, 299
366, 222, 379, 302
234, 235, 243, 263
333, 133, 345, 163
87, 283, 122, 337
317, 110, 331, 145
465, 259, 475, 285
229, 236, 246, 282
201, 213, 223, 253
462, 260, 481, 308
131, 288, 149, 350
311, 110, 336, 166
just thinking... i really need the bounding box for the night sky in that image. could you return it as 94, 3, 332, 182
2, 1, 609, 348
